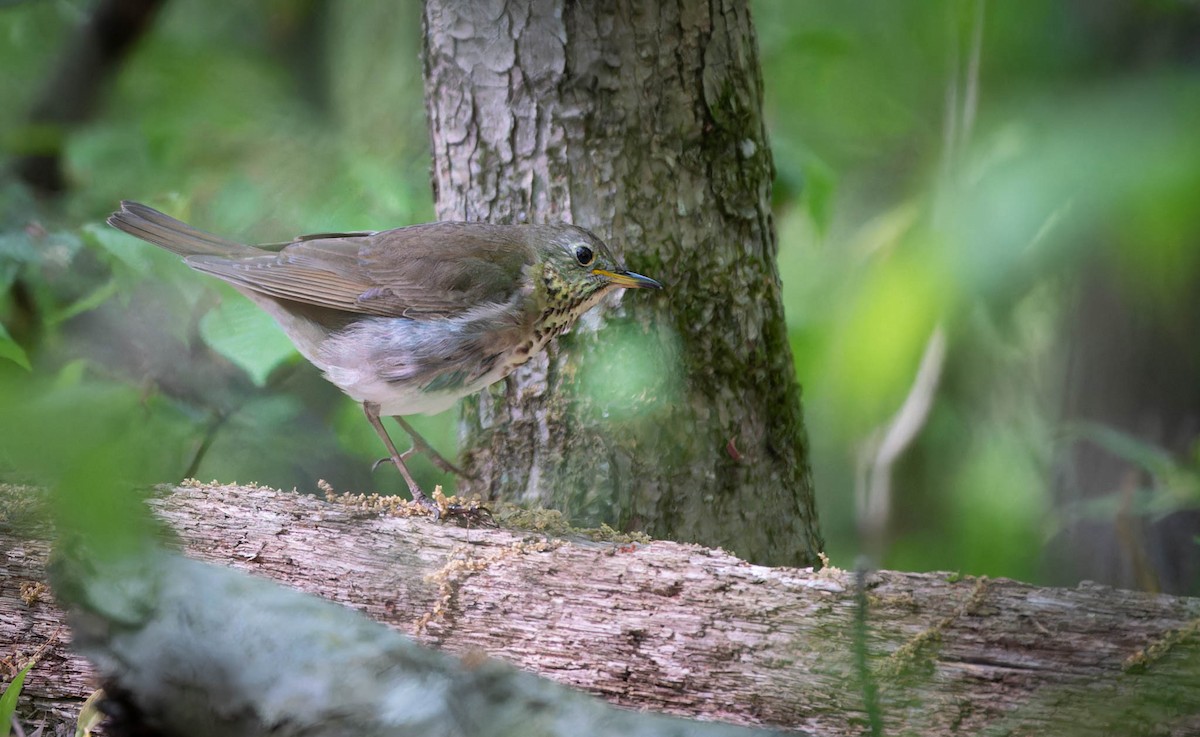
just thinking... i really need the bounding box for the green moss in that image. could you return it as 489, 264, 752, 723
0, 484, 50, 538
495, 503, 651, 544
1124, 617, 1200, 674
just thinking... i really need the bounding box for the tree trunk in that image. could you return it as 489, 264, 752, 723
7, 483, 1200, 736
421, 0, 821, 567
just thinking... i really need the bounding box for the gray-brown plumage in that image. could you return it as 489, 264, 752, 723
108, 201, 661, 512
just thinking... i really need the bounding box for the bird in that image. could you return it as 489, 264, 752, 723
107, 201, 662, 516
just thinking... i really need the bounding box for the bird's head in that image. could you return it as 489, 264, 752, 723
533, 224, 662, 303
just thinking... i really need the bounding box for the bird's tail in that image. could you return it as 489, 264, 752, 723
107, 201, 258, 258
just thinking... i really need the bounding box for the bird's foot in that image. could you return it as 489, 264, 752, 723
407, 488, 444, 521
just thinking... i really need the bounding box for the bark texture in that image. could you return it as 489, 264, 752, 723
50, 543, 776, 737
5, 483, 1200, 736
422, 0, 821, 567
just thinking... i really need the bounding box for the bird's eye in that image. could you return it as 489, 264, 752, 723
574, 245, 595, 266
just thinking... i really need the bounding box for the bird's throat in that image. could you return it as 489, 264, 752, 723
535, 268, 609, 343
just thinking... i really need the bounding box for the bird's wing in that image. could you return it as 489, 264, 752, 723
186, 223, 535, 319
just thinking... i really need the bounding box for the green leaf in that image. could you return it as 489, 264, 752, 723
53, 359, 91, 389
802, 155, 837, 237
81, 223, 156, 276
1065, 422, 1177, 479
0, 660, 33, 737
0, 322, 29, 371
199, 292, 296, 386
75, 689, 106, 737
0, 231, 38, 293
47, 278, 121, 326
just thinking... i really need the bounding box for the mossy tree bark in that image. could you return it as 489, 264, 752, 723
422, 0, 820, 566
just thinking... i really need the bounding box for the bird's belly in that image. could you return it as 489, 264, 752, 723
313, 316, 545, 417
325, 346, 534, 417
345, 378, 469, 416
242, 294, 547, 417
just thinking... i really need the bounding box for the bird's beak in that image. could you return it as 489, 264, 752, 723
593, 268, 663, 290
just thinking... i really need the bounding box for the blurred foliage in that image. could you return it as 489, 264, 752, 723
1062, 423, 1200, 524
760, 0, 1200, 591
0, 0, 451, 504
0, 660, 33, 737
2, 0, 1200, 593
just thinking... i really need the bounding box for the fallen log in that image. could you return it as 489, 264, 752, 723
2, 482, 1198, 735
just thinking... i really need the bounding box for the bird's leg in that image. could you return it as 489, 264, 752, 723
392, 415, 469, 477
364, 403, 494, 527
368, 418, 469, 477
362, 401, 439, 517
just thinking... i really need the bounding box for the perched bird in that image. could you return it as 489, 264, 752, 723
108, 201, 661, 514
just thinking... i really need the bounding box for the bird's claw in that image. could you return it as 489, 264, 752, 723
408, 491, 443, 521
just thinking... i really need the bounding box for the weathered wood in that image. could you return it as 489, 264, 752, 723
53, 542, 778, 737
3, 482, 1200, 735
